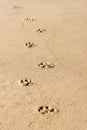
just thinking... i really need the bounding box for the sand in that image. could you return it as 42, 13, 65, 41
0, 0, 87, 130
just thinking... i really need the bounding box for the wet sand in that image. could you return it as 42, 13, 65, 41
0, 0, 87, 130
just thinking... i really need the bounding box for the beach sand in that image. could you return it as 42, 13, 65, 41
0, 0, 87, 130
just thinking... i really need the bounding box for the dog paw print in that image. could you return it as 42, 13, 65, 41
38, 62, 55, 69
37, 28, 47, 33
24, 17, 35, 22
18, 79, 33, 86
38, 106, 59, 115
12, 6, 21, 9
46, 62, 55, 68
38, 62, 46, 68
25, 42, 34, 48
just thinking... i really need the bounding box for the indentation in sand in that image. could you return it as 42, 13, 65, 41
24, 17, 35, 22
12, 6, 21, 9
38, 62, 55, 69
37, 28, 47, 33
25, 42, 34, 48
18, 79, 33, 86
38, 106, 59, 115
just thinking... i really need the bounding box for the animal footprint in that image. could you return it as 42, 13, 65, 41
37, 28, 47, 33
46, 62, 55, 68
38, 62, 46, 68
24, 17, 35, 22
12, 6, 21, 9
18, 79, 33, 86
38, 62, 55, 69
25, 42, 34, 48
38, 106, 59, 115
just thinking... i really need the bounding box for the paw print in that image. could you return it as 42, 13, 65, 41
37, 28, 47, 33
25, 42, 34, 48
38, 62, 46, 68
18, 79, 33, 86
24, 17, 35, 22
38, 62, 55, 69
12, 6, 21, 9
46, 62, 55, 68
38, 106, 59, 115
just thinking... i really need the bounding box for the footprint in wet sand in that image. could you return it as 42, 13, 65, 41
24, 17, 35, 22
18, 79, 33, 86
38, 106, 59, 115
25, 42, 34, 48
37, 28, 47, 33
38, 62, 55, 69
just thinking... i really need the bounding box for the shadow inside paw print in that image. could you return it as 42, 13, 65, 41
38, 62, 55, 69
25, 42, 34, 48
38, 106, 59, 115
37, 28, 47, 33
18, 79, 33, 86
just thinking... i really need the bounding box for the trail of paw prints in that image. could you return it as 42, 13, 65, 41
38, 62, 55, 69
38, 106, 59, 115
18, 79, 34, 87
23, 17, 47, 32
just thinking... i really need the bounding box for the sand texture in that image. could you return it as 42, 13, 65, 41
0, 0, 87, 130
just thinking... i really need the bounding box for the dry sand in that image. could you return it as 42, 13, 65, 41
0, 0, 87, 130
